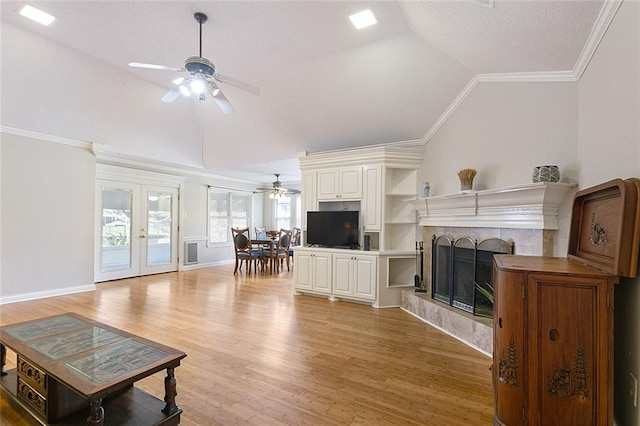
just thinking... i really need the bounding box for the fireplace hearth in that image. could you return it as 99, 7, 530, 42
431, 235, 512, 317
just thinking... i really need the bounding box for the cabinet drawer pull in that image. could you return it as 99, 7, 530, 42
549, 329, 559, 341
498, 317, 503, 328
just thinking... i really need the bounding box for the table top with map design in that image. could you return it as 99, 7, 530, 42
0, 313, 186, 398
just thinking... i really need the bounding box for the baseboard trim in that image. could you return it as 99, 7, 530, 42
181, 260, 234, 271
0, 284, 96, 305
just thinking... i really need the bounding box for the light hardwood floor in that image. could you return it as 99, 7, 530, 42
0, 264, 494, 425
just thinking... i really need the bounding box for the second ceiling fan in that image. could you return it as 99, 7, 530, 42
255, 174, 301, 198
129, 12, 260, 114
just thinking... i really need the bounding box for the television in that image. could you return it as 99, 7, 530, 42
307, 211, 359, 248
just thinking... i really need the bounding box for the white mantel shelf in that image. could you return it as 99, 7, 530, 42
406, 182, 576, 230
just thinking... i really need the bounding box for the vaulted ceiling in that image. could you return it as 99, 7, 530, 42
0, 1, 605, 184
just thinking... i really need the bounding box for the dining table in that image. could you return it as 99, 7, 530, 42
253, 238, 278, 274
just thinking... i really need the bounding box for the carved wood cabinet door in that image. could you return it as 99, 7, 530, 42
526, 273, 613, 426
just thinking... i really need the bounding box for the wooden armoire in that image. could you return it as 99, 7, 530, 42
492, 178, 640, 426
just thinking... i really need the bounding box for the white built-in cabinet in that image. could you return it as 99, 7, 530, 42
332, 253, 377, 301
294, 250, 332, 294
362, 165, 382, 231
317, 167, 363, 200
296, 146, 423, 307
301, 170, 317, 229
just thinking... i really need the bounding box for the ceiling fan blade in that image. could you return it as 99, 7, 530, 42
207, 83, 235, 114
129, 62, 183, 72
161, 85, 183, 103
214, 74, 261, 96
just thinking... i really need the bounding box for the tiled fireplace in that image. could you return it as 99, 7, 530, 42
403, 182, 576, 355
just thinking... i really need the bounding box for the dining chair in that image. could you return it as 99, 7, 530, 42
255, 226, 267, 240
289, 227, 301, 262
231, 227, 263, 274
275, 229, 293, 272
263, 229, 292, 272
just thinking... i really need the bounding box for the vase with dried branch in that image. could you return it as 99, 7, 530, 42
457, 168, 477, 191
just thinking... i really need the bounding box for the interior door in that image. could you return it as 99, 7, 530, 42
95, 181, 178, 282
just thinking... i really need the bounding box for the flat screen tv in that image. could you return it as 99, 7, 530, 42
307, 211, 359, 248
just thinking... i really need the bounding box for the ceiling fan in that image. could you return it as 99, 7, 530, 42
129, 12, 260, 114
255, 174, 301, 198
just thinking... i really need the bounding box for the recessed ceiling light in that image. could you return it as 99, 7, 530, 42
349, 9, 377, 30
19, 5, 56, 26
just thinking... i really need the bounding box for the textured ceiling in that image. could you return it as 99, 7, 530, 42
0, 1, 604, 184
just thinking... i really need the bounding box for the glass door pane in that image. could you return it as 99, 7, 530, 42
100, 188, 133, 272
146, 191, 173, 267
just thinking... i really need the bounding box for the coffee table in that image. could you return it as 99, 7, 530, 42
0, 313, 187, 425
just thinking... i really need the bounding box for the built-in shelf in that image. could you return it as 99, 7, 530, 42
387, 257, 416, 288
407, 182, 576, 230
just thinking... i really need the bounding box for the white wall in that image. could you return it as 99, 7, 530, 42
420, 81, 580, 255
0, 133, 96, 302
0, 131, 267, 299
577, 1, 639, 187
421, 81, 579, 196
577, 2, 640, 425
0, 21, 204, 170
181, 175, 264, 267
420, 2, 639, 423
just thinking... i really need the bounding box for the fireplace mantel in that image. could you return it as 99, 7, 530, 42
407, 182, 576, 230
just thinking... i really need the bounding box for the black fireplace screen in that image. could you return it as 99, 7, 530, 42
432, 235, 513, 317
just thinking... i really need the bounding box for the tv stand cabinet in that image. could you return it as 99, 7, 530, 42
294, 247, 416, 307
297, 146, 424, 307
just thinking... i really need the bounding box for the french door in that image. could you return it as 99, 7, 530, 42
95, 180, 179, 282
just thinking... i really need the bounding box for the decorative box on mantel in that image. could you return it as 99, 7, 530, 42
406, 182, 576, 230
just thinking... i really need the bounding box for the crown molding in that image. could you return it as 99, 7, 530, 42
477, 70, 578, 83
300, 145, 424, 169
0, 125, 93, 150
95, 152, 258, 184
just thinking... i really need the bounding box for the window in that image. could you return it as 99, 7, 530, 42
274, 197, 291, 231
273, 196, 302, 231
208, 189, 251, 244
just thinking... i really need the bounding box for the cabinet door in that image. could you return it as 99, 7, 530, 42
317, 170, 339, 200
526, 274, 612, 426
363, 165, 382, 231
332, 255, 353, 296
339, 167, 362, 199
301, 171, 317, 230
353, 255, 376, 300
313, 253, 332, 294
493, 267, 525, 426
294, 252, 313, 291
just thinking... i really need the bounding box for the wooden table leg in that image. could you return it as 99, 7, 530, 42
87, 398, 104, 426
162, 366, 180, 415
270, 242, 275, 274
0, 343, 6, 376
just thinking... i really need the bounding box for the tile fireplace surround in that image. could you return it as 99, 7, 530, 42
402, 182, 576, 355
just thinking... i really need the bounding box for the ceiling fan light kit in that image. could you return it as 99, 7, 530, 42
129, 12, 259, 114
